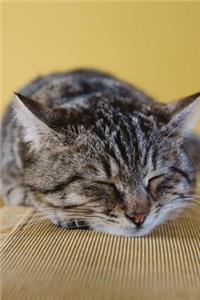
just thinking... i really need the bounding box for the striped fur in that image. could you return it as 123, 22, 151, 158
0, 69, 199, 236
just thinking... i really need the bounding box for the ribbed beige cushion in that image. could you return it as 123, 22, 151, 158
1, 205, 200, 300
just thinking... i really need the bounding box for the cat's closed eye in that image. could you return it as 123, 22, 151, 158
146, 173, 167, 200
93, 181, 125, 204
146, 174, 166, 195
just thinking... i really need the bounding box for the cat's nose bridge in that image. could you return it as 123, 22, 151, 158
126, 196, 150, 214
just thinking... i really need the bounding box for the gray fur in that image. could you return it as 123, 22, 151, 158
1, 69, 199, 236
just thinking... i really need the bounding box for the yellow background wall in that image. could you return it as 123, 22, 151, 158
1, 1, 200, 114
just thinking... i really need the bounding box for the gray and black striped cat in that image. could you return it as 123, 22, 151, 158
1, 69, 200, 236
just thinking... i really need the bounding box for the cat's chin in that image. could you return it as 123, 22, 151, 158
127, 226, 157, 238
90, 224, 156, 238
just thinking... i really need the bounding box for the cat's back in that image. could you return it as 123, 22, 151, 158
12, 69, 153, 108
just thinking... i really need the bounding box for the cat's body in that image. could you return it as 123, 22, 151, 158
1, 69, 200, 236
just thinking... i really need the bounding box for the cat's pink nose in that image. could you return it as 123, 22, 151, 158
125, 212, 147, 228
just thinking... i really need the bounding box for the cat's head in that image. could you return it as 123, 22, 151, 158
14, 92, 200, 236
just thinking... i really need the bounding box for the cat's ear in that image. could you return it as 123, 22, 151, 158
13, 93, 69, 149
165, 92, 200, 134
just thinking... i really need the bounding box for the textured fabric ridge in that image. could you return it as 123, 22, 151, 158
1, 208, 200, 300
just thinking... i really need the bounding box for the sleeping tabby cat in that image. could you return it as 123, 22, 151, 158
1, 69, 200, 236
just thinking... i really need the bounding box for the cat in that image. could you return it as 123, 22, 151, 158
0, 69, 200, 237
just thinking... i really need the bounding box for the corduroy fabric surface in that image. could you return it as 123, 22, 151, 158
1, 206, 200, 300
0, 206, 32, 246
